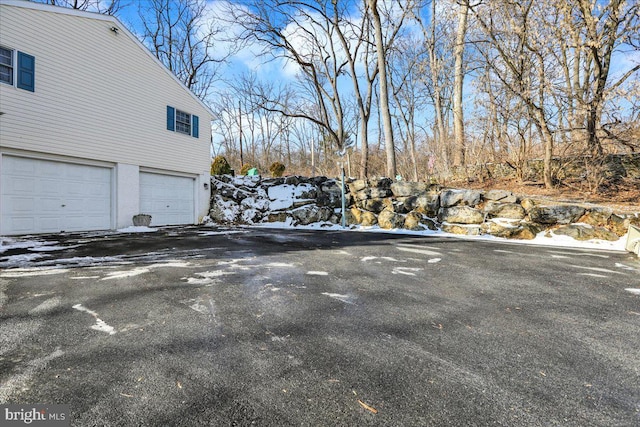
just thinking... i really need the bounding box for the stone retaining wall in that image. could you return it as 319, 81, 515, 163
208, 175, 639, 242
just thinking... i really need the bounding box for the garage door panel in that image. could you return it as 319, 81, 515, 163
1, 156, 113, 235
8, 157, 36, 174
40, 197, 62, 211
40, 178, 63, 194
10, 218, 34, 234
12, 197, 37, 212
139, 172, 194, 226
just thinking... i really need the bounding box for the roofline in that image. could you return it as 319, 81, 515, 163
0, 0, 215, 119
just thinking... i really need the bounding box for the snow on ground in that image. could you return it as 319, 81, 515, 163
256, 220, 629, 252
72, 304, 116, 335
0, 238, 60, 253
116, 226, 158, 233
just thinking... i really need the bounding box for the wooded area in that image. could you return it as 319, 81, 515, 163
35, 0, 640, 192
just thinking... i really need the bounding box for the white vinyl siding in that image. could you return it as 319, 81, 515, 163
0, 4, 211, 175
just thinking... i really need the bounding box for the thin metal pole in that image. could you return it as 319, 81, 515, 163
341, 163, 346, 229
238, 101, 244, 166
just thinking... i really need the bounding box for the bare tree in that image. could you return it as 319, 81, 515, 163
413, 0, 456, 178
224, 0, 351, 161
29, 0, 122, 15
389, 33, 427, 181
573, 0, 640, 156
470, 0, 556, 188
452, 0, 469, 167
368, 0, 397, 178
138, 0, 230, 101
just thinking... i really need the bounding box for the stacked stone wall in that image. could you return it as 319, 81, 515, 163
209, 175, 639, 242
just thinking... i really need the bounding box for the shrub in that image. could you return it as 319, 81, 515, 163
269, 161, 286, 177
240, 164, 254, 175
210, 155, 232, 175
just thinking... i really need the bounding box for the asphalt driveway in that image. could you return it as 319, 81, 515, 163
1, 227, 639, 426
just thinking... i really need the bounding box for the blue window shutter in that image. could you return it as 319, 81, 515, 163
192, 115, 199, 138
166, 106, 175, 131
17, 52, 35, 92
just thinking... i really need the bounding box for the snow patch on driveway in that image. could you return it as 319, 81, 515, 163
101, 260, 193, 280
321, 292, 355, 305
392, 267, 424, 276
72, 304, 116, 335
184, 270, 234, 286
395, 245, 443, 257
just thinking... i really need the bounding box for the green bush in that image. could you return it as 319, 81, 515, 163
269, 162, 286, 177
240, 164, 254, 175
210, 155, 232, 175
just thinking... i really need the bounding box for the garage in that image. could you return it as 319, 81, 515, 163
139, 172, 195, 226
1, 155, 113, 235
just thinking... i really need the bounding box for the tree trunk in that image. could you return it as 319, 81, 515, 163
453, 1, 469, 167
369, 0, 396, 178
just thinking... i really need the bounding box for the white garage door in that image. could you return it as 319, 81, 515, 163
1, 156, 112, 235
139, 172, 194, 226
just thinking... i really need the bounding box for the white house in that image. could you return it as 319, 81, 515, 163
0, 0, 214, 235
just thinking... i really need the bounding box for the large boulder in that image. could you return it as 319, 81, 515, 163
406, 194, 440, 217
441, 223, 482, 236
291, 205, 333, 225
348, 179, 367, 193
553, 224, 620, 241
361, 198, 394, 214
266, 212, 289, 223
482, 220, 521, 238
230, 175, 261, 188
484, 202, 526, 220
209, 195, 240, 224
528, 205, 586, 225
578, 207, 613, 227
211, 179, 252, 201
438, 206, 484, 224
369, 177, 393, 190
317, 181, 343, 208
353, 187, 392, 201
520, 198, 536, 212
481, 220, 538, 240
608, 214, 630, 236
391, 181, 429, 197
440, 189, 482, 208
512, 222, 541, 239
484, 190, 518, 203
378, 208, 405, 229
405, 211, 437, 231
348, 207, 377, 226
267, 183, 316, 211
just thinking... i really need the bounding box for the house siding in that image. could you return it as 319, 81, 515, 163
0, 4, 211, 176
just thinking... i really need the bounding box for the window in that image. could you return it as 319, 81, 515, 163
166, 105, 199, 138
0, 46, 35, 92
0, 46, 13, 85
175, 109, 191, 136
